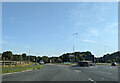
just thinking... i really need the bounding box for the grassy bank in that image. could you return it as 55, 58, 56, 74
2, 64, 43, 74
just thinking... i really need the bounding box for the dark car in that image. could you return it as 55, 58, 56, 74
78, 61, 91, 67
111, 62, 118, 66
90, 63, 96, 66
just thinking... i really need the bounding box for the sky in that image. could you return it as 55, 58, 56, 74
2, 2, 118, 57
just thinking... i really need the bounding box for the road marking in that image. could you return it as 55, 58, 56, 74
90, 67, 93, 68
99, 71, 111, 75
74, 70, 81, 72
107, 73, 111, 74
102, 78, 105, 79
88, 78, 96, 83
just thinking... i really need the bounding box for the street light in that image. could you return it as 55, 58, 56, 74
28, 46, 31, 64
73, 33, 78, 63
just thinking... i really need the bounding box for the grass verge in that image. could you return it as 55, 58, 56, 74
2, 64, 43, 74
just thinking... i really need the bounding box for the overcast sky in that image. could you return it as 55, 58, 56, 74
2, 2, 118, 57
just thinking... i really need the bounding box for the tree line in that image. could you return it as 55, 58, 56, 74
95, 51, 120, 63
1, 51, 95, 63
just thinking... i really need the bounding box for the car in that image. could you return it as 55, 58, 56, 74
39, 61, 44, 65
90, 63, 96, 66
111, 62, 118, 66
64, 62, 70, 64
78, 61, 90, 67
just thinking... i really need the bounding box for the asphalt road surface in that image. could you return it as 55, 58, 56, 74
2, 64, 119, 82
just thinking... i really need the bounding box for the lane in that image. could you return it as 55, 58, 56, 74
2, 64, 89, 81
2, 64, 65, 81
68, 65, 118, 81
2, 64, 118, 82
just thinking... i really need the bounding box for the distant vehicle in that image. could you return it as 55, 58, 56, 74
64, 62, 70, 64
78, 61, 91, 67
111, 62, 118, 66
39, 61, 44, 65
90, 63, 96, 66
78, 61, 95, 67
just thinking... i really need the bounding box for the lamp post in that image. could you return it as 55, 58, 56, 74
28, 46, 31, 64
73, 33, 78, 63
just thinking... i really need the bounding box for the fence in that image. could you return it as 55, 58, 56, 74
0, 61, 31, 67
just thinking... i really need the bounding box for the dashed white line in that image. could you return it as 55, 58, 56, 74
74, 70, 81, 72
102, 78, 105, 79
99, 71, 111, 75
107, 73, 111, 74
88, 78, 96, 83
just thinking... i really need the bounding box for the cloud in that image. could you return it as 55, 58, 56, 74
81, 39, 96, 43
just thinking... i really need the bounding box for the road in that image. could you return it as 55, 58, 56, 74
2, 64, 119, 83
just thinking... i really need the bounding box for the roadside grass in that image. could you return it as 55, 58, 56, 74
96, 63, 111, 65
2, 64, 43, 74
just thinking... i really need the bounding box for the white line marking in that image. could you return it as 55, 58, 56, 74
74, 70, 81, 72
88, 78, 96, 83
107, 73, 111, 74
99, 71, 111, 75
102, 78, 105, 79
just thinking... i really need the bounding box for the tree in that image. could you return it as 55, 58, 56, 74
107, 60, 111, 63
2, 51, 13, 61
56, 58, 62, 63
42, 56, 49, 63
29, 56, 36, 62
50, 57, 56, 63
22, 53, 27, 61
20, 55, 23, 64
112, 59, 116, 62
37, 56, 42, 63
82, 57, 85, 61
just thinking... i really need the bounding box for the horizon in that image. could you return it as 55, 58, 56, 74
1, 50, 120, 58
2, 2, 118, 57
